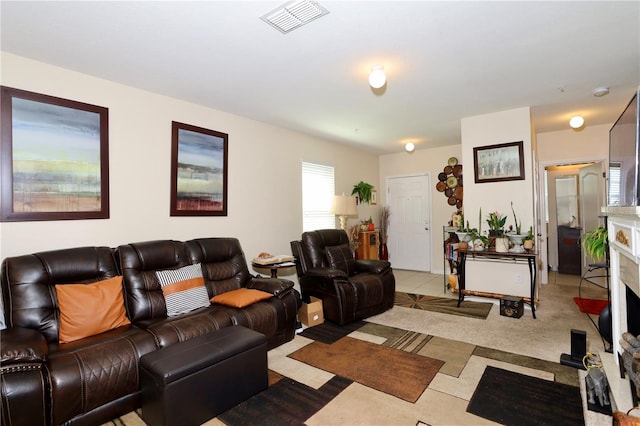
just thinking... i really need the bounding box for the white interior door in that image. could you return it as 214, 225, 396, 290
386, 174, 431, 271
579, 161, 606, 273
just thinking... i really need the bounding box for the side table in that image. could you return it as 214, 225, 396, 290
251, 261, 296, 278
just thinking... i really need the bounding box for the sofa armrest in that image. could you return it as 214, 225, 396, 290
248, 278, 294, 296
304, 267, 349, 280
1, 327, 48, 365
354, 260, 391, 274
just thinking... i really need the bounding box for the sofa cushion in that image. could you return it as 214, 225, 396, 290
55, 276, 131, 343
211, 288, 272, 308
155, 263, 210, 316
325, 244, 356, 276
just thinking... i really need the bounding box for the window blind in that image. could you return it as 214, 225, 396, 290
302, 161, 335, 231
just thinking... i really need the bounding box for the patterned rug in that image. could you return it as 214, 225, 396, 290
395, 291, 493, 319
108, 321, 586, 426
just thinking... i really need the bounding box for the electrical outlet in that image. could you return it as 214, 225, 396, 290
515, 273, 523, 283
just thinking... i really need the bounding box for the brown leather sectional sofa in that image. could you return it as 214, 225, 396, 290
0, 238, 299, 425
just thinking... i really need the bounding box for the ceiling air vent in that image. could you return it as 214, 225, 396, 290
261, 0, 329, 34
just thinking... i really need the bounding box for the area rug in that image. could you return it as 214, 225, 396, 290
467, 366, 584, 426
298, 320, 366, 344
110, 373, 353, 426
395, 291, 493, 319
573, 297, 608, 315
218, 373, 352, 426
288, 335, 444, 402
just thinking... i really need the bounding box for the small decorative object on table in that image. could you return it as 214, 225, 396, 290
251, 253, 296, 278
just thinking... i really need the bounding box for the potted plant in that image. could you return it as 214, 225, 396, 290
510, 202, 525, 235
523, 226, 535, 250
360, 217, 374, 231
351, 181, 374, 204
583, 226, 608, 262
455, 211, 474, 243
487, 211, 508, 252
487, 211, 507, 236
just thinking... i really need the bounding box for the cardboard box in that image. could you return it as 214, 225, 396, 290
299, 297, 324, 327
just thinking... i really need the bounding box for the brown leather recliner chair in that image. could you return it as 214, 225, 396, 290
291, 229, 395, 325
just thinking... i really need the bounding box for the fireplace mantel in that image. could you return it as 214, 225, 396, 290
602, 207, 640, 413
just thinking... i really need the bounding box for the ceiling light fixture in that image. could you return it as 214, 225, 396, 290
593, 87, 610, 97
369, 65, 386, 89
569, 115, 585, 129
405, 142, 415, 152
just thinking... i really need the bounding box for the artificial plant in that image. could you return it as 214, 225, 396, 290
351, 181, 374, 204
582, 227, 608, 261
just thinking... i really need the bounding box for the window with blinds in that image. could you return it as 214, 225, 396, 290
302, 162, 335, 231
608, 163, 621, 206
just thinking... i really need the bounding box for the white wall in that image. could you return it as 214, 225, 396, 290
379, 145, 463, 274
0, 52, 380, 267
537, 124, 609, 164
460, 107, 536, 296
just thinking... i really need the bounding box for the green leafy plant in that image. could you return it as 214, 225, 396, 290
487, 211, 507, 236
510, 201, 522, 234
582, 227, 608, 261
524, 226, 534, 241
351, 181, 374, 204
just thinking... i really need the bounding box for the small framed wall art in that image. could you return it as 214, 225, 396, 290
473, 141, 524, 183
0, 86, 110, 221
170, 121, 228, 216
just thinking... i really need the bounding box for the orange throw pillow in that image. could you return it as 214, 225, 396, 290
210, 288, 273, 308
55, 276, 131, 343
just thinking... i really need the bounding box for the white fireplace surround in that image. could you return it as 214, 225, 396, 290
602, 207, 640, 413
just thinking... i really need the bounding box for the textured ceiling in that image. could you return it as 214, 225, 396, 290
1, 1, 638, 154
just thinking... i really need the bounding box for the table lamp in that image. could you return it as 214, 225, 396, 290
330, 194, 358, 230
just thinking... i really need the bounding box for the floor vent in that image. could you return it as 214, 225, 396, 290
260, 0, 329, 34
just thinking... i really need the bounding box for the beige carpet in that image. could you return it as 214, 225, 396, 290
107, 272, 613, 426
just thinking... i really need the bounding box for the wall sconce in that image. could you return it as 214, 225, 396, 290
569, 115, 585, 129
405, 142, 415, 152
330, 193, 358, 230
369, 65, 386, 89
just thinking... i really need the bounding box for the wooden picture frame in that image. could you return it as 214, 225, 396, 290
371, 189, 378, 205
473, 141, 525, 183
170, 121, 228, 216
0, 86, 109, 221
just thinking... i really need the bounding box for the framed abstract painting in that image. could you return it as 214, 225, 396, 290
0, 86, 109, 221
170, 121, 228, 216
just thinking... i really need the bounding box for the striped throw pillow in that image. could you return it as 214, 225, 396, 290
155, 263, 210, 316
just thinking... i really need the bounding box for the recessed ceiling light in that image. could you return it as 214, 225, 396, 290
261, 0, 329, 34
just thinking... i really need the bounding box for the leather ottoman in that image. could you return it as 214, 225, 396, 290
139, 326, 268, 426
